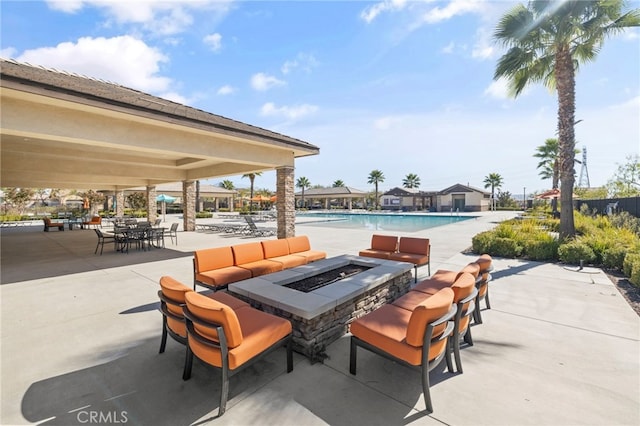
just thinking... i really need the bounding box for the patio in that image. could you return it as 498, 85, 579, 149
1, 212, 638, 425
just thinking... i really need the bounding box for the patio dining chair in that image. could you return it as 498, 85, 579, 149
94, 229, 116, 255
164, 222, 179, 245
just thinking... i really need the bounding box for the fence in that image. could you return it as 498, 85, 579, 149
574, 196, 640, 218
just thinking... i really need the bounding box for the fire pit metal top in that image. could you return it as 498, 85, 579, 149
228, 254, 412, 320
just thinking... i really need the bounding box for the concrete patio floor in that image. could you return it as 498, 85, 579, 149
1, 212, 638, 425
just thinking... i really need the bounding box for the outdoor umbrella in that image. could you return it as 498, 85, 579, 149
156, 194, 177, 222
536, 189, 560, 200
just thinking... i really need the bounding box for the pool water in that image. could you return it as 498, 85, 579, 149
297, 212, 475, 232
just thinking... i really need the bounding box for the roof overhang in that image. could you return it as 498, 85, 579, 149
0, 59, 319, 190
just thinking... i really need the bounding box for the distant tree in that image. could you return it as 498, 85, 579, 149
333, 180, 345, 188
494, 0, 640, 239
606, 154, 640, 197
219, 180, 235, 190
296, 176, 311, 208
79, 190, 106, 214
242, 172, 262, 211
367, 169, 385, 210
1, 187, 34, 215
497, 190, 518, 208
403, 173, 421, 210
534, 138, 560, 213
126, 192, 146, 211
574, 186, 608, 200
483, 173, 504, 211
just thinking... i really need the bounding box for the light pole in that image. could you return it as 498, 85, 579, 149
523, 187, 526, 211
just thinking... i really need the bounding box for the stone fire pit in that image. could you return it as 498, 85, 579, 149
228, 254, 413, 362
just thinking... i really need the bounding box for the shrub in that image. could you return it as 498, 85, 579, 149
524, 238, 559, 261
602, 246, 628, 270
195, 211, 213, 218
630, 262, 640, 288
490, 237, 523, 258
471, 231, 494, 254
623, 253, 640, 277
558, 240, 596, 265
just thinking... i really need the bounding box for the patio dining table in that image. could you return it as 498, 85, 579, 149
114, 226, 165, 253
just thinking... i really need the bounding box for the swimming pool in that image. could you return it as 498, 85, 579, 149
297, 212, 476, 232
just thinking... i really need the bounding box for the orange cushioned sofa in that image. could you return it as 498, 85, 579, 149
43, 217, 64, 231
193, 235, 326, 291
359, 235, 430, 282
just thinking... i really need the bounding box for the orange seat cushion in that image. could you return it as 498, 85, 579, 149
358, 249, 392, 260
389, 251, 429, 266
392, 290, 432, 312
237, 259, 283, 277
268, 254, 307, 269
196, 266, 252, 288
412, 270, 458, 294
208, 291, 251, 311
290, 250, 326, 263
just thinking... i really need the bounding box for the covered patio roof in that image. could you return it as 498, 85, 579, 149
0, 58, 319, 190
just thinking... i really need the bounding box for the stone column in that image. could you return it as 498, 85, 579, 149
146, 186, 157, 223
348, 198, 352, 210
214, 198, 219, 211
276, 166, 295, 238
182, 180, 196, 231
116, 190, 125, 217
229, 196, 234, 212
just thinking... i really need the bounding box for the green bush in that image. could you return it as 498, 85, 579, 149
602, 246, 628, 270
558, 240, 596, 265
630, 262, 640, 288
196, 211, 213, 218
524, 238, 559, 261
490, 237, 523, 258
623, 253, 640, 277
471, 231, 494, 254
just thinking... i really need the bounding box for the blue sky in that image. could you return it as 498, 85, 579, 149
2, 0, 639, 197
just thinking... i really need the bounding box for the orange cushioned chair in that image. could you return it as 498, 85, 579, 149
358, 234, 398, 260
349, 287, 456, 414
182, 291, 293, 418
261, 239, 307, 269
388, 237, 431, 282
193, 247, 252, 291
158, 276, 250, 353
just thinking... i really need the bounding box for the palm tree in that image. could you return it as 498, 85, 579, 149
403, 173, 421, 210
296, 176, 311, 208
219, 180, 235, 190
332, 179, 345, 188
242, 172, 262, 211
494, 0, 640, 239
534, 138, 560, 213
367, 169, 385, 210
484, 173, 504, 211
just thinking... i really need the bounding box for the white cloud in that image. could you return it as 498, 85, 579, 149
441, 41, 455, 54
484, 78, 510, 99
260, 102, 318, 120
422, 0, 484, 24
203, 33, 222, 52
217, 85, 235, 95
250, 73, 285, 91
622, 28, 639, 41
373, 116, 402, 130
281, 53, 319, 74
360, 0, 408, 23
0, 47, 17, 58
15, 35, 172, 93
471, 27, 495, 60
45, 0, 233, 36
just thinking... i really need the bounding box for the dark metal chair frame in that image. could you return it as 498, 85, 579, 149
182, 307, 293, 418
451, 287, 478, 373
157, 290, 188, 353
473, 266, 493, 324
349, 304, 457, 414
165, 222, 179, 245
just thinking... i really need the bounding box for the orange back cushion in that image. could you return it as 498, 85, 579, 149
159, 276, 192, 316
185, 291, 243, 348
371, 234, 398, 252
232, 242, 265, 265
261, 239, 290, 258
406, 287, 453, 347
451, 272, 476, 302
398, 237, 430, 256
194, 247, 235, 272
475, 254, 492, 272
287, 235, 311, 253
460, 262, 480, 278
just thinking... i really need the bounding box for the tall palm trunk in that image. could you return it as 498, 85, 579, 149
556, 46, 576, 240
